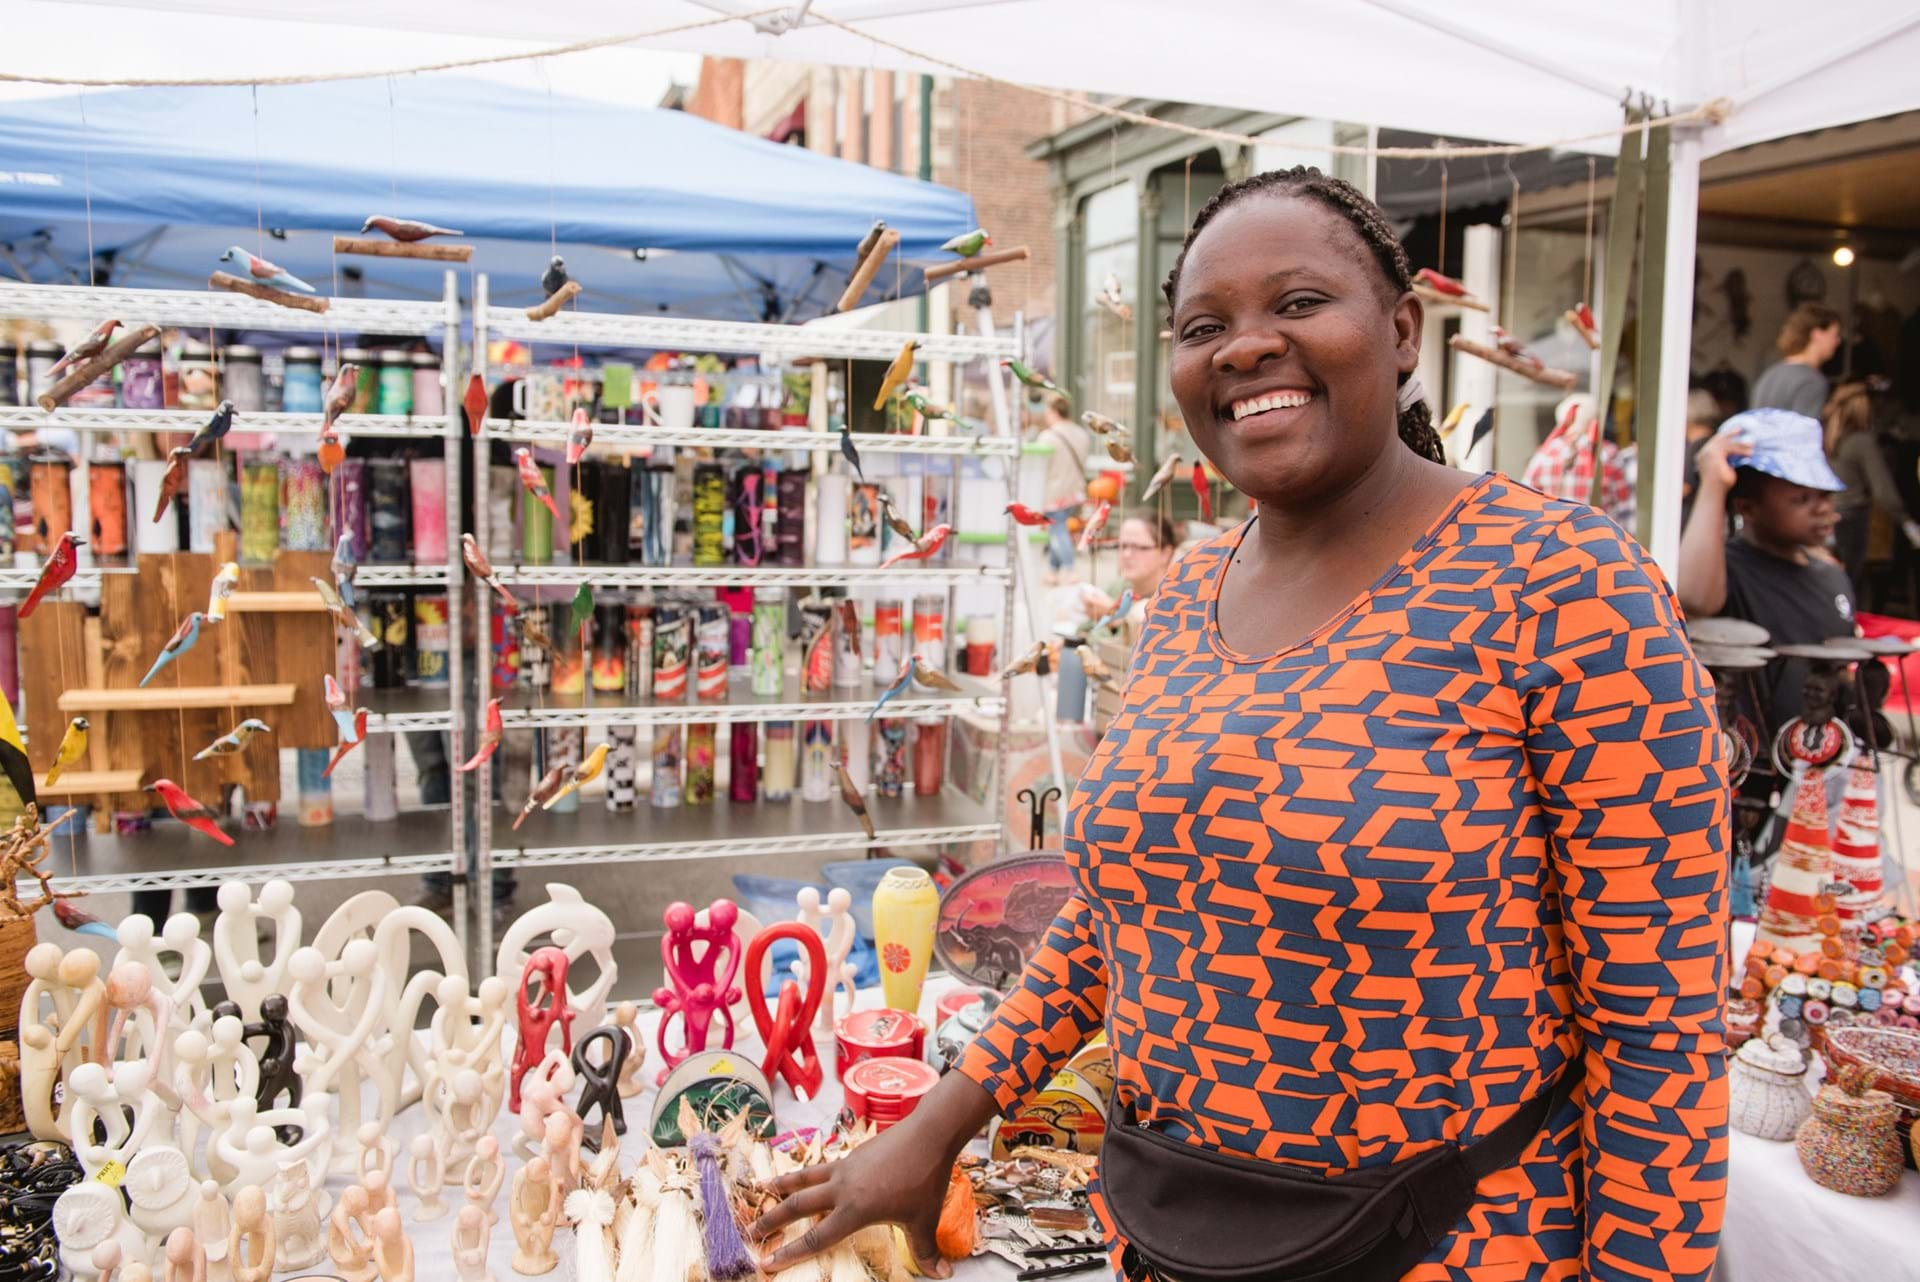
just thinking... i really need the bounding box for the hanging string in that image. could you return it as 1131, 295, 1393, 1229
250, 85, 265, 259
1436, 156, 1449, 276
1505, 171, 1521, 330
386, 76, 400, 212
76, 92, 95, 288
1581, 156, 1598, 303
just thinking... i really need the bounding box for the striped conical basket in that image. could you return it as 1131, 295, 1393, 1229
1834, 760, 1886, 926
1756, 765, 1836, 953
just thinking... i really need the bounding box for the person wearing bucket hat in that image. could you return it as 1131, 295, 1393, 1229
1679, 407, 1857, 729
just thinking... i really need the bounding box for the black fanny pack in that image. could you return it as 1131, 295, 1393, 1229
1103, 1058, 1581, 1282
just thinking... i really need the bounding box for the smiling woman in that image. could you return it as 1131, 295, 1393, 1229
747, 169, 1731, 1282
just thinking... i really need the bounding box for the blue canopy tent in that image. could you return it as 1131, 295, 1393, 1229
0, 77, 977, 322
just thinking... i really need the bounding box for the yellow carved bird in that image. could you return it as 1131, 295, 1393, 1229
543, 742, 611, 809
872, 339, 919, 411
43, 717, 88, 786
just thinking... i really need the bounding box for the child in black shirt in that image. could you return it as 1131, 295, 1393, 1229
1678, 407, 1856, 732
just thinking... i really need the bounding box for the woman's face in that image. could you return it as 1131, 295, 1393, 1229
1115, 517, 1172, 595
1168, 194, 1420, 506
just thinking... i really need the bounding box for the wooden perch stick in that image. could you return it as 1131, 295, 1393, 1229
525, 280, 582, 321
209, 271, 330, 314
331, 235, 474, 263
36, 324, 161, 411
1448, 335, 1578, 390
923, 246, 1032, 284
1412, 283, 1489, 312
836, 228, 902, 312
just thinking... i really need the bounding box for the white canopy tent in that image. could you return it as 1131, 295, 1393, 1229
24, 0, 1920, 569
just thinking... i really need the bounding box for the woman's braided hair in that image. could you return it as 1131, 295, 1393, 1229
1162, 166, 1444, 465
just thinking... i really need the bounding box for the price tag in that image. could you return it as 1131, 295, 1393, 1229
95, 1159, 126, 1187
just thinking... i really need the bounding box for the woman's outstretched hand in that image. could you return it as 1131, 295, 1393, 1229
748, 1072, 1001, 1278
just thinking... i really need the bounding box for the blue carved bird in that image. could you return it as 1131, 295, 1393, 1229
867, 657, 914, 722
187, 401, 235, 456
218, 246, 314, 294
140, 612, 206, 687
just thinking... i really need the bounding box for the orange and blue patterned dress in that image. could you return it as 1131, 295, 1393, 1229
958, 475, 1729, 1282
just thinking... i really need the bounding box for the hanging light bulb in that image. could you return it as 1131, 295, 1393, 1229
1833, 245, 1857, 268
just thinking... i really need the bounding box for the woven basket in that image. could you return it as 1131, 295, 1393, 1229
0, 1040, 21, 1135
1823, 1027, 1920, 1113
0, 913, 36, 1040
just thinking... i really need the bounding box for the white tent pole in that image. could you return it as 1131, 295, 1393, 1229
1648, 127, 1698, 577
1649, 1, 1711, 580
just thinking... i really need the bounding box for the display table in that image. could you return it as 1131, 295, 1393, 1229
1720, 1128, 1920, 1281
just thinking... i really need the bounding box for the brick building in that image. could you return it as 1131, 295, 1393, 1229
681, 57, 1079, 349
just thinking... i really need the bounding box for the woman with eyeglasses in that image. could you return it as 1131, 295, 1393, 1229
1083, 510, 1178, 631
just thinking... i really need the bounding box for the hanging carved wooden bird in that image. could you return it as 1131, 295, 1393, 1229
141, 612, 206, 687
566, 408, 594, 466
462, 534, 520, 615
544, 743, 611, 810
331, 534, 358, 607
836, 756, 875, 840
1141, 452, 1183, 503
322, 707, 370, 778
152, 447, 191, 524
206, 561, 240, 623
879, 491, 918, 543
541, 256, 570, 299
1001, 359, 1065, 398
193, 719, 271, 762
881, 523, 951, 569
362, 216, 464, 242
515, 448, 562, 521
873, 339, 920, 411
19, 532, 83, 620
1411, 267, 1485, 310
902, 388, 954, 422
1077, 501, 1111, 552
515, 765, 569, 829
46, 319, 122, 378
459, 698, 503, 772
463, 373, 489, 438
311, 577, 380, 650
44, 717, 88, 786
855, 219, 888, 263
867, 658, 915, 722
995, 641, 1052, 681
1190, 462, 1213, 524
838, 425, 866, 483
1005, 502, 1050, 527
1565, 301, 1599, 349
324, 675, 358, 742
911, 656, 963, 693
187, 401, 236, 455
1095, 272, 1132, 322
218, 246, 313, 293
940, 229, 991, 258
1071, 639, 1120, 692
147, 779, 233, 845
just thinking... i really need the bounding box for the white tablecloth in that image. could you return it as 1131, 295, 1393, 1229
1720, 1129, 1920, 1282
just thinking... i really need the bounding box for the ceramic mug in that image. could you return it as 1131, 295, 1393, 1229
642, 384, 698, 430
511, 372, 568, 422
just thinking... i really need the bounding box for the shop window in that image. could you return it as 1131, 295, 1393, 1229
1079, 181, 1137, 436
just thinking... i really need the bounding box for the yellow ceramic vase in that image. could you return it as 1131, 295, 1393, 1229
872, 867, 940, 1015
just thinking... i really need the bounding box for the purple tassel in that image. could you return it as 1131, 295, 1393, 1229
691, 1132, 756, 1280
